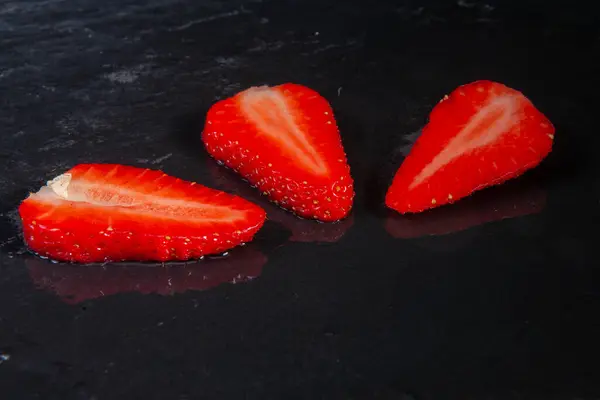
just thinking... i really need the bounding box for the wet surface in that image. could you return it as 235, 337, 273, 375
1, 0, 600, 398
25, 246, 269, 304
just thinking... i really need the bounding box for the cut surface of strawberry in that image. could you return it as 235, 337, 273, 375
203, 83, 354, 222
19, 164, 266, 263
386, 80, 555, 213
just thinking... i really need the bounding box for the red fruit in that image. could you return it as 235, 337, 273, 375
386, 80, 555, 214
18, 164, 266, 263
202, 83, 354, 222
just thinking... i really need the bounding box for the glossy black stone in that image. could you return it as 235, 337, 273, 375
1, 0, 599, 398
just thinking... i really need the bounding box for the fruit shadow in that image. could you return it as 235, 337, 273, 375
385, 179, 547, 240
206, 160, 354, 243
25, 246, 268, 304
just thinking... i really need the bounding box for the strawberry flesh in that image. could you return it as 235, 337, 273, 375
386, 80, 555, 213
203, 83, 354, 222
18, 164, 266, 263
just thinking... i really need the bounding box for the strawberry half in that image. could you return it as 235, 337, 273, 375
386, 80, 555, 214
18, 164, 266, 263
202, 83, 354, 222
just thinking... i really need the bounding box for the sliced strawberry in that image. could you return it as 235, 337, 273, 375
26, 247, 266, 303
18, 164, 266, 263
386, 80, 555, 213
202, 83, 354, 222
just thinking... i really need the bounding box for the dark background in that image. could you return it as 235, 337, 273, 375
1, 0, 599, 398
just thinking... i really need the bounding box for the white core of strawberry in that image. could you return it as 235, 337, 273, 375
47, 173, 72, 199
409, 94, 518, 189
240, 86, 329, 175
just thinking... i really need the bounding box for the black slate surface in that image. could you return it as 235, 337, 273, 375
1, 0, 600, 398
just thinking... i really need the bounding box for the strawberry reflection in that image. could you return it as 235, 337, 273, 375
207, 161, 353, 243
385, 183, 546, 239
26, 247, 267, 304
268, 211, 354, 243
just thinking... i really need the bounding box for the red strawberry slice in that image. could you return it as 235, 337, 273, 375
386, 80, 555, 214
18, 164, 266, 263
202, 83, 354, 222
